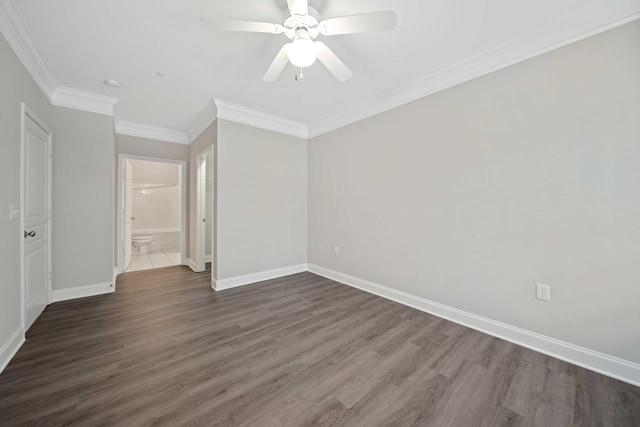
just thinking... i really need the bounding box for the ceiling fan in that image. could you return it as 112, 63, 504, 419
201, 0, 397, 82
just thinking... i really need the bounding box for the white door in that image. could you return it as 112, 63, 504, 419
22, 107, 52, 331
123, 160, 133, 270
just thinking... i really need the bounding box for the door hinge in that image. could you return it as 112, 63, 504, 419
48, 271, 52, 281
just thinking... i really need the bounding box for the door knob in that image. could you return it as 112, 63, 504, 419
24, 230, 36, 238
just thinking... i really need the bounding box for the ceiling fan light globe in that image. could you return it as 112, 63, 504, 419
287, 37, 317, 68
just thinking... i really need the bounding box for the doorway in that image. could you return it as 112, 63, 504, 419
20, 103, 52, 332
117, 155, 187, 273
195, 147, 214, 274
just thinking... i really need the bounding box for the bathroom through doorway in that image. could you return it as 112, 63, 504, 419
117, 155, 187, 273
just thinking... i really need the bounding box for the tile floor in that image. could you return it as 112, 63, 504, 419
125, 247, 181, 272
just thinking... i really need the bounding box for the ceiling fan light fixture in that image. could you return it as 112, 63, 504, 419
287, 35, 316, 68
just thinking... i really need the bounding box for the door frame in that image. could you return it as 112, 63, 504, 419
194, 145, 216, 274
116, 154, 187, 275
20, 103, 53, 332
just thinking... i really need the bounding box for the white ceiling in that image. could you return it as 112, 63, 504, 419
3, 0, 640, 138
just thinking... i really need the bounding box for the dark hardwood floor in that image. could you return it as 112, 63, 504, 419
0, 266, 638, 426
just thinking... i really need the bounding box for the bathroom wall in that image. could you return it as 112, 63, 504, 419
129, 160, 181, 232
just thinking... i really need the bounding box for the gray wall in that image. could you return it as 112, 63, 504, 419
116, 134, 190, 162
0, 32, 52, 347
308, 21, 640, 364
217, 120, 307, 279
52, 106, 115, 290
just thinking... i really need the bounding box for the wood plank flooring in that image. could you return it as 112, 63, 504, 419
0, 266, 638, 426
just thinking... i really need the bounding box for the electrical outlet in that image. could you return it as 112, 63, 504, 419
318, 242, 323, 252
536, 283, 551, 301
334, 245, 340, 255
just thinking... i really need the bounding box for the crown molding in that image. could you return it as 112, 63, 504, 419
51, 86, 118, 116
0, 0, 56, 100
215, 99, 308, 139
307, 1, 640, 138
188, 99, 217, 142
115, 121, 190, 145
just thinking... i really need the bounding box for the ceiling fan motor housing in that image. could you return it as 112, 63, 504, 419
283, 7, 320, 40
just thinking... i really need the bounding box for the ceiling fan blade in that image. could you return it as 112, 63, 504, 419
319, 11, 397, 35
263, 44, 291, 82
201, 18, 284, 34
287, 0, 308, 16
314, 41, 353, 82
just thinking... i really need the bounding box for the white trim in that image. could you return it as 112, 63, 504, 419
205, 255, 213, 263
115, 121, 190, 145
0, 0, 56, 101
116, 154, 188, 274
189, 99, 217, 142
307, 4, 640, 138
215, 99, 308, 139
187, 258, 198, 272
113, 267, 118, 288
52, 282, 114, 303
0, 327, 25, 374
51, 86, 118, 117
307, 264, 640, 387
214, 264, 308, 291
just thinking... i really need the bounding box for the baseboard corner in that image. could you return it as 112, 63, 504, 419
215, 263, 308, 291
0, 327, 25, 374
52, 281, 115, 303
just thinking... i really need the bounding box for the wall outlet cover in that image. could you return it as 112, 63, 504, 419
536, 283, 551, 301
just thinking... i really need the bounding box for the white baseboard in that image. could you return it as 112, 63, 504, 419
205, 254, 212, 263
307, 264, 640, 387
214, 263, 308, 291
0, 327, 25, 374
52, 281, 115, 303
187, 258, 198, 272
113, 267, 118, 287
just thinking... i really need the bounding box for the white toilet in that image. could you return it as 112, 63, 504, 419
131, 235, 154, 254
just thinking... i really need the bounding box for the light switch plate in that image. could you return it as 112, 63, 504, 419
536, 283, 551, 301
9, 204, 19, 220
